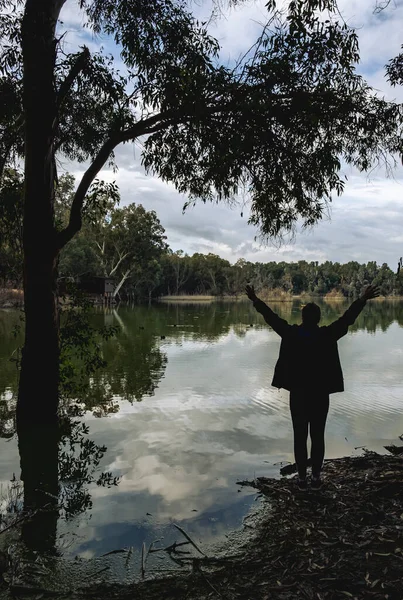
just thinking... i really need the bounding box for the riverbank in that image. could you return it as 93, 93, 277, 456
159, 294, 222, 301
2, 290, 403, 308
0, 289, 23, 308
158, 293, 402, 303
16, 449, 399, 600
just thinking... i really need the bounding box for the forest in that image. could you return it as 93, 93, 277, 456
1, 171, 402, 301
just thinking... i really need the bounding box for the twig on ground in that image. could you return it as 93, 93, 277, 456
172, 523, 206, 556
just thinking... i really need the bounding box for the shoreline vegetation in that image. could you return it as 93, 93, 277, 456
2, 288, 403, 308
158, 288, 403, 303
18, 449, 401, 600
0, 288, 23, 308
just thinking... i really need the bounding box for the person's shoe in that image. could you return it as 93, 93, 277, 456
311, 476, 322, 490
297, 477, 308, 490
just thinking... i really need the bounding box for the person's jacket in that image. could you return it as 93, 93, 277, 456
253, 298, 367, 394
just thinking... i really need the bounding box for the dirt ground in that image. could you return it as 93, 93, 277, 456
68, 450, 403, 600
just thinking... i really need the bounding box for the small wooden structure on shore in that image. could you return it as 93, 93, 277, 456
78, 277, 115, 305
59, 276, 115, 305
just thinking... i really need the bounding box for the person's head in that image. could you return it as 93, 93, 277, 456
301, 302, 321, 326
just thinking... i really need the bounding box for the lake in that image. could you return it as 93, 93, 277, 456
0, 299, 403, 581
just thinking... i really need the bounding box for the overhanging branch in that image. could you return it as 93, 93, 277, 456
56, 136, 117, 249
56, 90, 323, 250
56, 110, 178, 249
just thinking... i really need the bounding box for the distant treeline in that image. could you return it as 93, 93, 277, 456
155, 255, 403, 299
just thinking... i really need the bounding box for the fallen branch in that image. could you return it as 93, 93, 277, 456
172, 523, 206, 557
141, 541, 146, 579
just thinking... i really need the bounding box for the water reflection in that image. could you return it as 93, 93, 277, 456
9, 414, 120, 558
0, 310, 23, 401
17, 422, 59, 553
2, 299, 403, 407
0, 300, 403, 579
72, 307, 168, 412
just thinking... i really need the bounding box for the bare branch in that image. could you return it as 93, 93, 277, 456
374, 0, 394, 14
113, 269, 132, 297
109, 252, 130, 277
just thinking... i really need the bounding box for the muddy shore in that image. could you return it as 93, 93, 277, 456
55, 450, 403, 600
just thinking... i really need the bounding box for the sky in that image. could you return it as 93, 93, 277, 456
58, 0, 403, 269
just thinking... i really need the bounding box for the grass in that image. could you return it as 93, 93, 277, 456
159, 294, 244, 302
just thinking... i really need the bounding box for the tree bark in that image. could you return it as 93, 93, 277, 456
18, 0, 67, 422
113, 269, 131, 298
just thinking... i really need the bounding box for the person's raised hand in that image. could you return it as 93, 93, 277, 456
361, 284, 380, 301
245, 285, 257, 301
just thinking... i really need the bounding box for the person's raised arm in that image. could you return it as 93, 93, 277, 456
245, 285, 289, 337
327, 284, 380, 340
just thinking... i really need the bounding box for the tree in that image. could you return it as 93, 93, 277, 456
1, 0, 402, 418
58, 234, 101, 280
87, 203, 167, 298
169, 250, 190, 296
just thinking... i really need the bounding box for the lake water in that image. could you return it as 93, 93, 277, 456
0, 299, 403, 580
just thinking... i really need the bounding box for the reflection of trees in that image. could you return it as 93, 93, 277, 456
271, 300, 403, 334
0, 302, 170, 572
80, 307, 168, 410
153, 301, 262, 342
3, 301, 403, 418
0, 310, 23, 400
155, 299, 403, 340
10, 411, 119, 556
322, 300, 403, 333
354, 301, 403, 333
1, 301, 123, 556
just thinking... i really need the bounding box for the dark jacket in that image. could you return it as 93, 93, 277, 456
253, 298, 367, 394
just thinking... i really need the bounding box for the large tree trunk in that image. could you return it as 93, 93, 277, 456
18, 252, 60, 421
18, 0, 67, 422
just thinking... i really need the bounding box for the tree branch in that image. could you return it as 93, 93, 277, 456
56, 137, 117, 249
56, 89, 307, 250
109, 252, 130, 277
113, 269, 132, 298
55, 109, 180, 249
56, 46, 90, 112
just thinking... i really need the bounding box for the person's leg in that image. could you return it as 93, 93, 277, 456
290, 391, 309, 480
309, 394, 330, 478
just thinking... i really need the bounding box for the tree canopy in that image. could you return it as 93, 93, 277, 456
1, 0, 402, 240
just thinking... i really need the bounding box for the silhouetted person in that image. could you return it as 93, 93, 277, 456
245, 284, 380, 489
